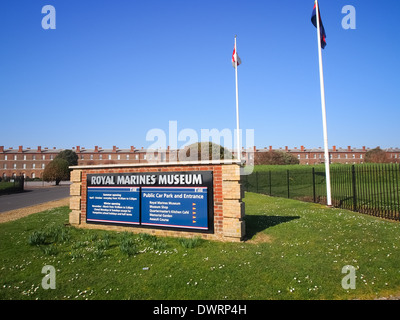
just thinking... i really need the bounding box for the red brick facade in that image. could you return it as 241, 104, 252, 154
1, 144, 399, 179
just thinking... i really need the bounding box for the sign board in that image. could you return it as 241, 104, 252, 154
141, 187, 208, 230
87, 187, 140, 225
86, 171, 213, 233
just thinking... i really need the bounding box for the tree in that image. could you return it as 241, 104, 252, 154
181, 142, 233, 161
365, 147, 389, 163
55, 149, 78, 166
42, 158, 70, 185
255, 150, 299, 165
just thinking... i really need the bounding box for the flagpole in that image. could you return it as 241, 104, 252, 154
315, 0, 332, 206
234, 35, 241, 162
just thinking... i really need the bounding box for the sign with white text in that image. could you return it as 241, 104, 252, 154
141, 187, 208, 230
86, 171, 213, 233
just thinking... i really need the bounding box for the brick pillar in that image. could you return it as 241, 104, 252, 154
69, 170, 82, 225
222, 164, 245, 241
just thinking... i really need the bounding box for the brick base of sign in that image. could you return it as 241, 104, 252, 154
69, 161, 245, 242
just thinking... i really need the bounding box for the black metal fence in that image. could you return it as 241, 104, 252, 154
243, 164, 400, 221
0, 176, 25, 195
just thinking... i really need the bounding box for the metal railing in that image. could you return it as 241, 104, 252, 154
243, 164, 400, 221
0, 176, 24, 195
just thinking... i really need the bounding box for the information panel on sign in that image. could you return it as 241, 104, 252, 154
87, 187, 140, 225
141, 187, 208, 230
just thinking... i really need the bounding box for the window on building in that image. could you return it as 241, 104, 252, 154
23, 164, 26, 169
4, 155, 7, 160
42, 164, 45, 169
352, 154, 355, 159
14, 155, 17, 160
108, 155, 112, 160
345, 154, 348, 159
90, 155, 93, 160
117, 155, 121, 160
338, 154, 341, 159
13, 163, 17, 169
33, 155, 36, 160
32, 164, 36, 169
99, 154, 103, 160
23, 155, 27, 160
50, 155, 54, 160
135, 155, 139, 160
3, 164, 7, 169
297, 154, 300, 159
42, 155, 46, 160
126, 155, 130, 160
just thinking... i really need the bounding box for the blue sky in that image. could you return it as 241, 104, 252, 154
1, 0, 399, 151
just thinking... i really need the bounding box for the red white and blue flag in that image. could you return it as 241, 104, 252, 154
232, 46, 241, 68
311, 1, 327, 49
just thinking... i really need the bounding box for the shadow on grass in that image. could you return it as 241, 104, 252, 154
244, 215, 300, 240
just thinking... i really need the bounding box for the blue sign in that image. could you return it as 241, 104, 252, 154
141, 187, 208, 230
87, 187, 140, 225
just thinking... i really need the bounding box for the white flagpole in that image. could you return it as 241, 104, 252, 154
315, 0, 332, 206
234, 35, 241, 162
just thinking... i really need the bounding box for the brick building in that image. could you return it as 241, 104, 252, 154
1, 144, 399, 179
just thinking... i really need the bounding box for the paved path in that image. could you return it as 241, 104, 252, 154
0, 186, 70, 213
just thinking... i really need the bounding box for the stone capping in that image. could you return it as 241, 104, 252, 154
69, 162, 245, 242
69, 159, 243, 170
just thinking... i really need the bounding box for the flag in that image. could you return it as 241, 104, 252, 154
311, 1, 327, 49
232, 46, 241, 68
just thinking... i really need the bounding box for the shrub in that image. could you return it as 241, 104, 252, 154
178, 236, 202, 249
119, 238, 137, 257
28, 231, 47, 246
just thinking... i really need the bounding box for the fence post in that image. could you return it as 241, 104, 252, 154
256, 171, 259, 193
269, 170, 272, 196
352, 165, 357, 212
312, 167, 316, 203
287, 169, 290, 199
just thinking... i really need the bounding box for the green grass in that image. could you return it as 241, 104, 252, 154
1, 193, 400, 300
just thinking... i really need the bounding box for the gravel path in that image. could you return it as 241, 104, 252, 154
0, 197, 69, 223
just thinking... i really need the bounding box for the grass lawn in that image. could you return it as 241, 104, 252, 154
1, 192, 399, 300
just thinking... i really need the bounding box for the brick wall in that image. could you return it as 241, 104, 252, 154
69, 161, 245, 242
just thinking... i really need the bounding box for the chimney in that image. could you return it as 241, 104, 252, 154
333, 146, 336, 152
94, 146, 99, 152
113, 146, 117, 153
130, 146, 135, 152
347, 146, 351, 152
18, 146, 23, 152
253, 146, 256, 152
0, 146, 3, 152
76, 146, 80, 153
301, 145, 305, 152
285, 146, 288, 152
269, 146, 273, 151
362, 146, 366, 152
37, 146, 42, 152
